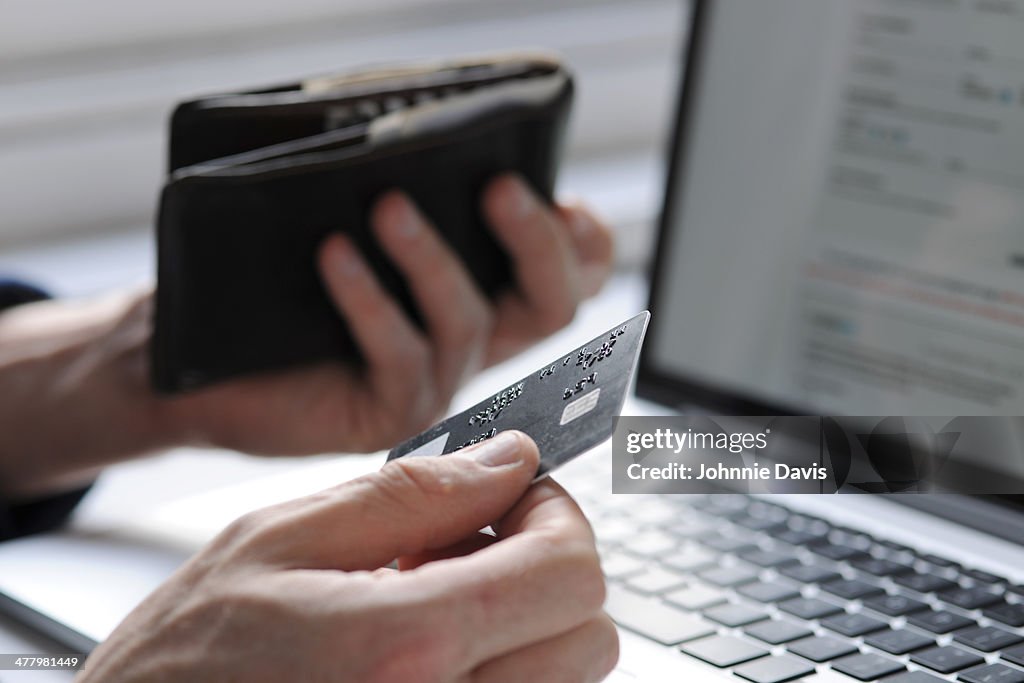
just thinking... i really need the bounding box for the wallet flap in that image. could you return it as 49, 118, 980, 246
168, 52, 566, 172
171, 69, 568, 181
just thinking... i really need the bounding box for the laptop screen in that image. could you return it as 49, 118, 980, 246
641, 0, 1024, 483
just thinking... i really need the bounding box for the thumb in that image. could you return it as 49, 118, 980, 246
279, 430, 540, 571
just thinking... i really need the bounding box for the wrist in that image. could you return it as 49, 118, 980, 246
109, 289, 196, 452
0, 287, 181, 498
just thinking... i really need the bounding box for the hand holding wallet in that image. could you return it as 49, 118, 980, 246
152, 52, 573, 393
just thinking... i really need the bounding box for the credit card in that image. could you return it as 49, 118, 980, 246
386, 311, 650, 480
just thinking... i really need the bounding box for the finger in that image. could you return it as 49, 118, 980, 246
277, 575, 615, 683
317, 234, 436, 431
482, 174, 582, 336
395, 477, 605, 667
468, 614, 619, 683
556, 202, 615, 298
492, 476, 595, 542
371, 192, 492, 402
397, 531, 496, 571
235, 431, 539, 571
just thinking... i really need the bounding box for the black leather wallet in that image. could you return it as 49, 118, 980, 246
152, 53, 573, 393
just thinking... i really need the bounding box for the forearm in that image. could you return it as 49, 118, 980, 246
0, 288, 178, 500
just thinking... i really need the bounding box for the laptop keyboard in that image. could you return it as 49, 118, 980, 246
572, 486, 1024, 683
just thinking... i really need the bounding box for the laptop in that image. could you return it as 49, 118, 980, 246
5, 1, 1024, 681
554, 0, 1024, 680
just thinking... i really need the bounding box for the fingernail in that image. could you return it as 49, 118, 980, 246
508, 178, 536, 219
391, 195, 422, 238
335, 239, 365, 278
571, 210, 593, 238
467, 431, 523, 468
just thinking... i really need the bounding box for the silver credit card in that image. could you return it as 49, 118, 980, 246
386, 311, 650, 480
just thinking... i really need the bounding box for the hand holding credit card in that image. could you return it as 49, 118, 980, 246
387, 311, 650, 480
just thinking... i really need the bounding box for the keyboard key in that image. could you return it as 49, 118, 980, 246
600, 552, 644, 579
681, 635, 769, 667
628, 500, 678, 525
830, 529, 875, 552
921, 554, 958, 569
851, 557, 915, 577
1004, 644, 1024, 668
745, 620, 814, 645
778, 563, 842, 584
1008, 585, 1024, 599
959, 663, 1024, 683
735, 516, 786, 533
624, 567, 688, 594
787, 636, 859, 662
862, 593, 930, 616
734, 656, 816, 683
664, 519, 716, 540
699, 495, 751, 515
702, 536, 759, 554
864, 629, 935, 655
962, 569, 1005, 585
877, 539, 914, 553
895, 573, 958, 594
703, 603, 769, 627
984, 602, 1024, 628
939, 586, 1003, 610
811, 543, 869, 562
821, 612, 888, 637
662, 547, 718, 573
953, 625, 1024, 653
698, 566, 760, 587
907, 610, 977, 634
822, 579, 886, 600
604, 585, 715, 645
747, 500, 791, 520
830, 652, 905, 681
779, 597, 844, 620
912, 646, 986, 674
738, 581, 802, 603
622, 530, 677, 557
787, 515, 831, 537
592, 517, 635, 544
775, 529, 827, 546
664, 584, 728, 610
888, 673, 946, 683
740, 549, 801, 568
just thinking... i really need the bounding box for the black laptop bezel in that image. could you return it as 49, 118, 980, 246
638, 0, 805, 417
637, 0, 1024, 539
